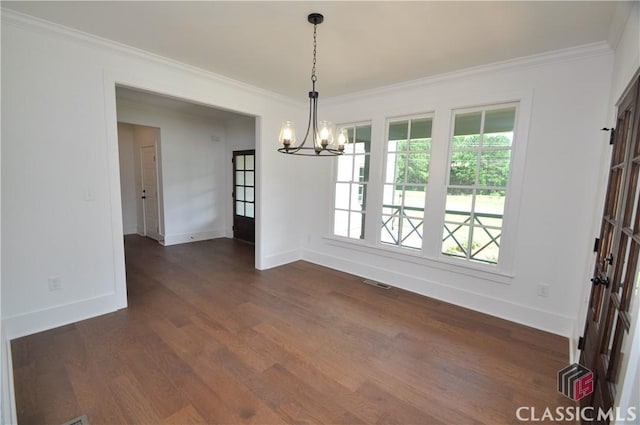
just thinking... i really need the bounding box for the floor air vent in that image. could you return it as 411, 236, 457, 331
363, 279, 391, 290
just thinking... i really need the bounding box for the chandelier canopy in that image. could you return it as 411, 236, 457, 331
278, 13, 348, 156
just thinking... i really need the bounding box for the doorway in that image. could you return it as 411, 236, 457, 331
117, 122, 163, 241
232, 150, 256, 243
140, 145, 161, 240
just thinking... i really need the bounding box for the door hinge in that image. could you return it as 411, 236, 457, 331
601, 127, 615, 145
232, 191, 235, 199
593, 237, 600, 253
232, 225, 235, 231
591, 275, 610, 288
578, 336, 584, 350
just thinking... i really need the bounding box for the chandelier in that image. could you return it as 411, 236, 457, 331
278, 13, 348, 156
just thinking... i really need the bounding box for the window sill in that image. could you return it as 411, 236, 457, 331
321, 235, 514, 285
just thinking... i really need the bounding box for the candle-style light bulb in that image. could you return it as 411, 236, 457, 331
318, 121, 334, 149
279, 121, 296, 148
337, 128, 349, 152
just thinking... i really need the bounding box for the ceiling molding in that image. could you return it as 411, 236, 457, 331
0, 8, 302, 107
324, 41, 613, 105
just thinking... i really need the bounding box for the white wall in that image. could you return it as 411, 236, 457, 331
301, 45, 614, 337
117, 99, 229, 245
117, 123, 138, 235
0, 10, 305, 344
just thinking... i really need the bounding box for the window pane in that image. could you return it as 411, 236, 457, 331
356, 125, 372, 152
381, 215, 399, 245
442, 224, 470, 258
480, 150, 511, 187
484, 107, 516, 134
335, 183, 350, 210
236, 155, 245, 170
245, 171, 255, 187
449, 151, 478, 185
337, 155, 353, 181
384, 153, 397, 183
410, 118, 432, 140
445, 189, 472, 223
476, 189, 505, 222
354, 154, 370, 182
383, 184, 402, 208
454, 111, 482, 137
334, 210, 349, 237
407, 155, 429, 184
349, 212, 364, 239
403, 187, 425, 217
245, 187, 255, 202
236, 201, 245, 216
235, 186, 244, 201
236, 171, 244, 186
471, 227, 500, 264
401, 217, 423, 249
245, 155, 255, 170
389, 121, 408, 141
350, 184, 366, 211
245, 203, 255, 218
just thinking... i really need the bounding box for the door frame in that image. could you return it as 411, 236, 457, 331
579, 70, 640, 422
139, 143, 161, 241
232, 149, 256, 244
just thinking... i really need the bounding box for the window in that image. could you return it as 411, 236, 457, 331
442, 104, 517, 264
381, 116, 432, 249
333, 124, 371, 239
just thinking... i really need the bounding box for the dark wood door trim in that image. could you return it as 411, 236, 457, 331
580, 74, 640, 424
232, 149, 256, 244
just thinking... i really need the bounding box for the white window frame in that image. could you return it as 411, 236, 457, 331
380, 113, 434, 250
331, 122, 372, 241
323, 92, 532, 282
441, 102, 518, 266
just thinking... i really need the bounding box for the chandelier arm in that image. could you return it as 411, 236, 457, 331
313, 95, 321, 154
301, 94, 314, 149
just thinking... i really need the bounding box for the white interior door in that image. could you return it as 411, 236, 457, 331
141, 145, 160, 240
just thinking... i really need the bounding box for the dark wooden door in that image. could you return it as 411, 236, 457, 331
580, 75, 639, 423
232, 150, 255, 243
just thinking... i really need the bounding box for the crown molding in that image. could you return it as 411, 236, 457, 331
325, 41, 614, 105
0, 8, 302, 107
607, 1, 637, 51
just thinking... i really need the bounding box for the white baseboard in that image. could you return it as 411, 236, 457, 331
303, 248, 574, 337
1, 324, 17, 425
161, 230, 225, 246
2, 292, 125, 341
259, 249, 301, 270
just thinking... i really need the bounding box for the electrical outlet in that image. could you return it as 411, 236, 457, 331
48, 277, 62, 291
537, 283, 550, 298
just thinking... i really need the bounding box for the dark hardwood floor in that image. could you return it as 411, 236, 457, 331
12, 235, 574, 424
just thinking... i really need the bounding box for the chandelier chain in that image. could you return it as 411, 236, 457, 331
311, 23, 318, 83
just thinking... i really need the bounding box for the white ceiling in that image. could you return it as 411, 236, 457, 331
2, 1, 628, 100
